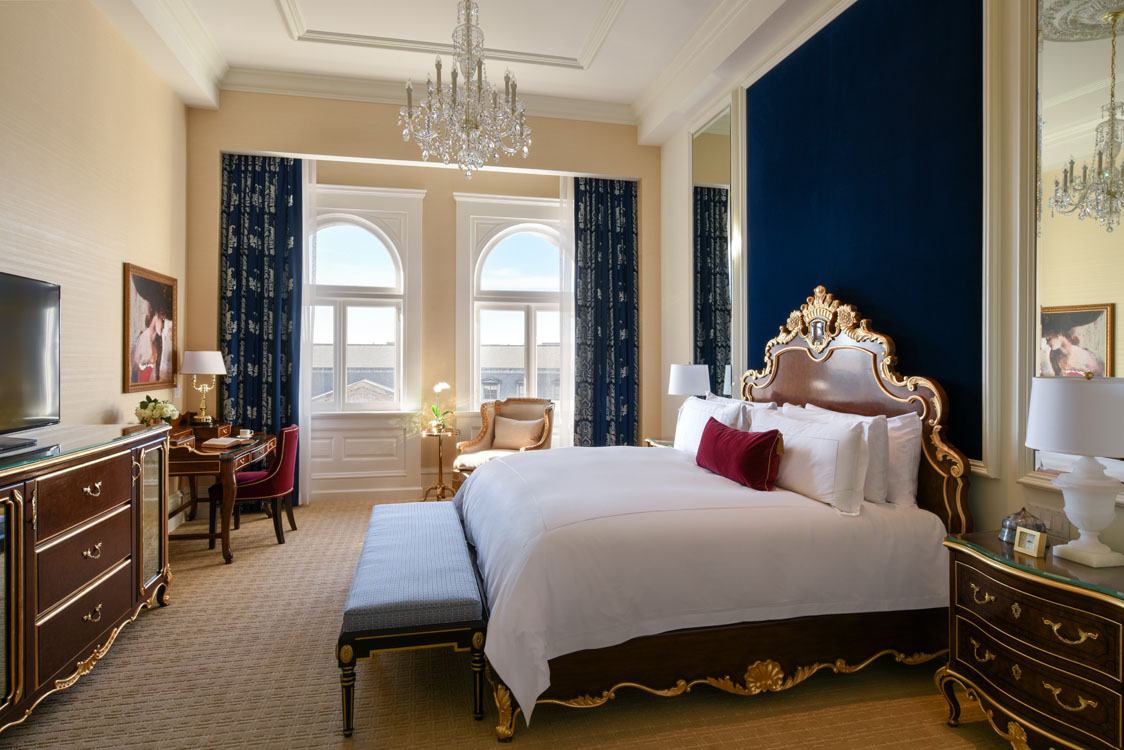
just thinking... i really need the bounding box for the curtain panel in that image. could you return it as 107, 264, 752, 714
219, 154, 303, 462
693, 186, 731, 394
574, 177, 640, 447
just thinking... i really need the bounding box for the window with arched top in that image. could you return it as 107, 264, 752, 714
311, 216, 406, 412
472, 225, 565, 407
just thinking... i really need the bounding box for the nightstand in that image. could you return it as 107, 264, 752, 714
938, 532, 1124, 750
643, 437, 673, 448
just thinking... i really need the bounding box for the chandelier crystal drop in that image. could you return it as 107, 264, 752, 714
398, 0, 532, 179
1050, 10, 1124, 232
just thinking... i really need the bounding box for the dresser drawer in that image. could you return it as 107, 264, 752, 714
955, 616, 1121, 750
35, 560, 133, 686
36, 504, 132, 613
955, 560, 1121, 679
34, 450, 133, 541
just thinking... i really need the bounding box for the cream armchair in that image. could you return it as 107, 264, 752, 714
453, 397, 555, 480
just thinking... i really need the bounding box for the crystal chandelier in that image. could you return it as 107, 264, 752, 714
398, 0, 532, 178
1050, 10, 1124, 232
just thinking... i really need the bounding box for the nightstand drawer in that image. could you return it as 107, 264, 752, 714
34, 450, 133, 541
956, 559, 1121, 679
955, 616, 1121, 750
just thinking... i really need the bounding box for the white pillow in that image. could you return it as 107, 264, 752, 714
674, 397, 742, 458
800, 404, 890, 503
705, 393, 776, 431
886, 412, 923, 506
750, 410, 866, 516
779, 404, 872, 505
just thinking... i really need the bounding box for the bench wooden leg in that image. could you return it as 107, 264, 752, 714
340, 662, 356, 737
471, 631, 485, 720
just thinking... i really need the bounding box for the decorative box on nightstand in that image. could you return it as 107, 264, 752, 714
937, 532, 1124, 750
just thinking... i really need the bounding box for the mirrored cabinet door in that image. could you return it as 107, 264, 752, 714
692, 107, 733, 395
139, 446, 165, 591
0, 484, 21, 710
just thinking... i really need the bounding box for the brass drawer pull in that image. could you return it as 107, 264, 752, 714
1043, 618, 1099, 646
82, 603, 103, 623
969, 637, 996, 664
1011, 603, 1022, 619
82, 481, 103, 498
969, 583, 995, 605
81, 542, 103, 560
1042, 682, 1098, 713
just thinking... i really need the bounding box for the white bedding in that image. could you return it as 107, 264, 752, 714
454, 446, 949, 723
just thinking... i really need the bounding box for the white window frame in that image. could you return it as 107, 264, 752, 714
455, 195, 567, 412
313, 186, 424, 413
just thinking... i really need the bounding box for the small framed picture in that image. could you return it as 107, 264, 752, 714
1013, 526, 1047, 558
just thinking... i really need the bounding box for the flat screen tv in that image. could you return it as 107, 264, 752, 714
0, 272, 60, 450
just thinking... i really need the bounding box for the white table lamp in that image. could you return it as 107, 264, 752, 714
1025, 376, 1124, 567
669, 364, 711, 397
181, 350, 227, 425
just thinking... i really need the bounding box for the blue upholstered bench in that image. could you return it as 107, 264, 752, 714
337, 501, 487, 738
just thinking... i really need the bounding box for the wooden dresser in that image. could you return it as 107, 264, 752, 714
938, 532, 1124, 750
0, 425, 171, 735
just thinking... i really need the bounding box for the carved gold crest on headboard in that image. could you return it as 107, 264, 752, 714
774, 285, 886, 354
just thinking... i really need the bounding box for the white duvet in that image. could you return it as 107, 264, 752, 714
454, 446, 948, 723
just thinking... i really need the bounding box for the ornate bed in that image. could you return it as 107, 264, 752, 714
478, 286, 972, 740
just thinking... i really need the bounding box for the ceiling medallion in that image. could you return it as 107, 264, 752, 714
1049, 9, 1123, 231
398, 0, 532, 178
1041, 1, 1124, 41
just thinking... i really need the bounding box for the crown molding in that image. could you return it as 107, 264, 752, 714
92, 0, 227, 107
453, 193, 562, 208
1043, 76, 1111, 110
273, 0, 624, 70
220, 67, 636, 125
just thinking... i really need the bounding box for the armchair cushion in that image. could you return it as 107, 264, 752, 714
453, 449, 517, 472
493, 416, 545, 451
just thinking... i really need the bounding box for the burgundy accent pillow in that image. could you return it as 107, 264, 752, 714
695, 417, 783, 491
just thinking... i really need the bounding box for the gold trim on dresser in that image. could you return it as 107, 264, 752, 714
491, 648, 947, 740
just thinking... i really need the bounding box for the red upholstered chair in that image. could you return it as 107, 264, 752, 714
207, 425, 299, 544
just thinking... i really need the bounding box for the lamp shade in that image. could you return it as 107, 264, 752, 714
180, 350, 227, 376
669, 364, 710, 396
1025, 376, 1124, 457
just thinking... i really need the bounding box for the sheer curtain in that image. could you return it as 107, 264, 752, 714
557, 177, 577, 448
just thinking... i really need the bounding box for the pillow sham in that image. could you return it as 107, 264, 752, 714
798, 404, 890, 503
886, 412, 923, 506
749, 410, 866, 516
705, 393, 776, 430
695, 418, 783, 491
493, 416, 545, 450
674, 397, 742, 458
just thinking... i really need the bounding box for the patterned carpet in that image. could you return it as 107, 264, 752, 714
0, 498, 1008, 749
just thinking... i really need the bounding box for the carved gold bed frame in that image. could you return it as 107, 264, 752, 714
488, 286, 972, 740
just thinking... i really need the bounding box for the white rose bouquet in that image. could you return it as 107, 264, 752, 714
135, 395, 180, 426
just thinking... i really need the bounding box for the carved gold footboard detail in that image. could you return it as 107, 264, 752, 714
491, 648, 946, 740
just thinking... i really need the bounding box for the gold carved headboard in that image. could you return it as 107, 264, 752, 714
742, 286, 971, 533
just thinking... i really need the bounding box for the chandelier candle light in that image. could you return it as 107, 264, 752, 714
1050, 9, 1124, 231
399, 0, 531, 178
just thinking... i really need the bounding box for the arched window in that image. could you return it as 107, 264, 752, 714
311, 218, 405, 411
473, 226, 563, 406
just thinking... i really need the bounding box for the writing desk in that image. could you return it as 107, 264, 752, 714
168, 434, 276, 564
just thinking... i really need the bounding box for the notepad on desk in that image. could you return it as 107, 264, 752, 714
201, 437, 251, 449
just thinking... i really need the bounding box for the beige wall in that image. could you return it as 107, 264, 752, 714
185, 91, 661, 462
692, 132, 731, 186
0, 1, 186, 425
1038, 166, 1124, 376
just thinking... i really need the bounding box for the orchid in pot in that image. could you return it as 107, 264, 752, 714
428, 382, 454, 432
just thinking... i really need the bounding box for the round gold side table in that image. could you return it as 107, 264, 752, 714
422, 428, 460, 501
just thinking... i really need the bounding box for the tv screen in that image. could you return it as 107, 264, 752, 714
0, 272, 61, 435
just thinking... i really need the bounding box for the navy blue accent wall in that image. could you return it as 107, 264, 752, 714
745, 0, 983, 459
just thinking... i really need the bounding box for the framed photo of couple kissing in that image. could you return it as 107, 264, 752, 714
124, 263, 177, 393
1039, 303, 1114, 379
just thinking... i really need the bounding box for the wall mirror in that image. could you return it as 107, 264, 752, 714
692, 106, 733, 395
1035, 0, 1124, 470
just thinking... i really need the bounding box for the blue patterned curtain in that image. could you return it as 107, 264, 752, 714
219, 154, 302, 448
574, 177, 639, 447
693, 186, 730, 394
